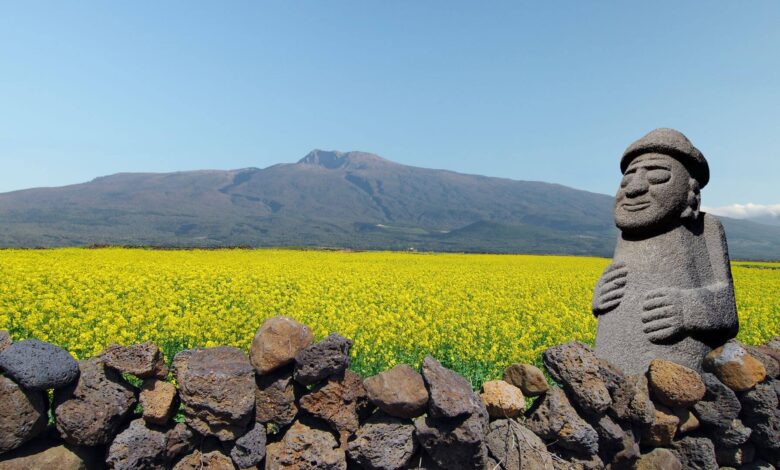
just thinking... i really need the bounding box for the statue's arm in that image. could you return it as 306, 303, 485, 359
683, 214, 739, 340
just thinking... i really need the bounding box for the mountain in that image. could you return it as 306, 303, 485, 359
1, 149, 779, 260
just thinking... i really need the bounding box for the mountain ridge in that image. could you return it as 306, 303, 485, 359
1, 150, 779, 260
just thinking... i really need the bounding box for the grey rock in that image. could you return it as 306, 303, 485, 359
0, 339, 79, 390
552, 448, 604, 470
53, 358, 136, 446
0, 376, 47, 454
229, 421, 266, 468
593, 414, 625, 451
747, 346, 780, 379
175, 346, 255, 441
363, 364, 429, 419
711, 419, 752, 448
741, 382, 780, 450
607, 429, 641, 470
524, 387, 599, 456
293, 333, 352, 385
0, 330, 10, 353
102, 341, 168, 379
484, 419, 554, 470
670, 437, 718, 470
693, 372, 741, 428
347, 413, 417, 470
413, 404, 488, 470
420, 356, 481, 419
265, 420, 346, 470
106, 418, 168, 470
503, 363, 549, 396
594, 129, 738, 374
255, 365, 301, 428
542, 341, 611, 415
715, 444, 756, 467
610, 374, 655, 425
635, 448, 682, 470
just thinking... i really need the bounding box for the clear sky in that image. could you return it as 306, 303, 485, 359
1, 1, 778, 212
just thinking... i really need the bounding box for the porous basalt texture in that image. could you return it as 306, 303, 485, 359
0, 339, 79, 390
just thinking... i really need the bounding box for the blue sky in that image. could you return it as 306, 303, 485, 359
1, 1, 778, 212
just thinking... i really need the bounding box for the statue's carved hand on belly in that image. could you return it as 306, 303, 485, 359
641, 287, 685, 343
592, 261, 628, 316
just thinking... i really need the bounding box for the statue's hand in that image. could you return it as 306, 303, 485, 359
641, 288, 685, 343
592, 262, 628, 316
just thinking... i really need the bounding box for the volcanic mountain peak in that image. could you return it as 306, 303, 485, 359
297, 149, 391, 169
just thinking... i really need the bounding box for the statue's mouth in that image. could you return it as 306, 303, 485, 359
621, 201, 652, 212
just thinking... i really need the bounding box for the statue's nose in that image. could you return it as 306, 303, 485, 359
624, 173, 649, 197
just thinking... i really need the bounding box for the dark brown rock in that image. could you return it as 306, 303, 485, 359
175, 346, 255, 441
102, 341, 168, 379
0, 331, 10, 353
265, 421, 346, 470
642, 405, 679, 447
229, 421, 266, 468
106, 418, 169, 470
703, 341, 766, 392
542, 341, 612, 415
674, 407, 700, 434
502, 363, 549, 396
0, 376, 47, 454
294, 333, 352, 385
747, 346, 780, 378
363, 364, 428, 419
53, 358, 136, 446
479, 380, 525, 418
140, 379, 178, 425
670, 437, 718, 470
484, 419, 554, 470
250, 316, 313, 375
420, 356, 481, 419
610, 374, 655, 425
347, 413, 417, 470
716, 444, 756, 467
173, 450, 235, 469
164, 423, 198, 461
299, 370, 370, 439
647, 359, 705, 407
255, 366, 300, 428
0, 339, 79, 390
524, 387, 599, 456
414, 403, 488, 470
635, 448, 682, 470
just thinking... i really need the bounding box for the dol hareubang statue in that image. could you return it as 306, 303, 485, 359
593, 128, 738, 374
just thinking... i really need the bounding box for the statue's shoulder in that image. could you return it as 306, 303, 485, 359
700, 212, 726, 237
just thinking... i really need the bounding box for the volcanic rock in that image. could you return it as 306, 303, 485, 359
479, 380, 525, 418
675, 407, 700, 434
250, 316, 314, 375
363, 364, 428, 419
642, 405, 680, 447
421, 356, 481, 419
746, 346, 780, 378
0, 376, 47, 454
172, 450, 235, 470
164, 423, 198, 461
347, 413, 417, 470
299, 370, 370, 439
0, 331, 10, 353
703, 341, 766, 391
711, 419, 752, 448
229, 421, 266, 469
647, 359, 705, 407
740, 381, 780, 450
693, 372, 741, 428
414, 403, 489, 470
542, 341, 611, 415
53, 358, 136, 446
716, 444, 756, 467
502, 363, 549, 396
294, 333, 352, 386
105, 418, 168, 470
670, 437, 718, 470
175, 346, 255, 441
484, 419, 554, 470
255, 366, 300, 427
102, 341, 168, 379
635, 448, 682, 470
524, 387, 599, 455
0, 339, 79, 390
140, 379, 178, 425
0, 440, 97, 470
610, 373, 655, 425
265, 421, 346, 470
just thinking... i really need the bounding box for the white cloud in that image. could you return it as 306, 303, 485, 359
703, 203, 780, 219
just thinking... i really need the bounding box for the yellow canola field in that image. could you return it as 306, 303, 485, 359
0, 248, 777, 386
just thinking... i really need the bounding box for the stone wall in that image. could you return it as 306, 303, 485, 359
0, 318, 778, 469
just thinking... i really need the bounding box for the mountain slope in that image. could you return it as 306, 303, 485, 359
0, 150, 778, 260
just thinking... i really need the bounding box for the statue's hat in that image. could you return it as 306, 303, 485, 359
621, 128, 710, 188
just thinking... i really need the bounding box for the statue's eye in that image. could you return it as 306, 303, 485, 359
647, 169, 671, 184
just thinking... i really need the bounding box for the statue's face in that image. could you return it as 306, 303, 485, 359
614, 153, 691, 234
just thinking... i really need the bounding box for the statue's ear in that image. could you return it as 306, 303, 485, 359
681, 178, 701, 221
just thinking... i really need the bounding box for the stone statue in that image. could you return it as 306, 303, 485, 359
593, 128, 738, 374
